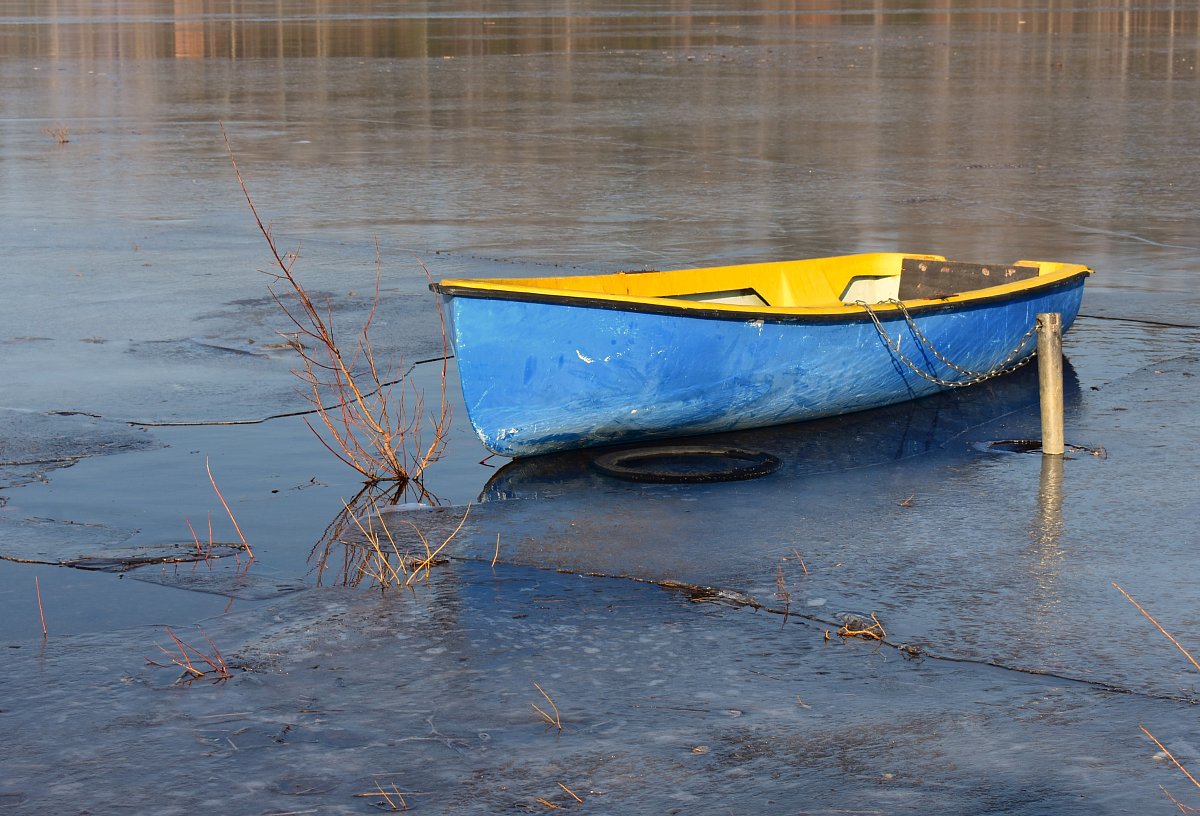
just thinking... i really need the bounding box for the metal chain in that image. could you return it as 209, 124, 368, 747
855, 299, 1039, 389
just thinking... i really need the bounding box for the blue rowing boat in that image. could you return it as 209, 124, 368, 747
432, 252, 1092, 457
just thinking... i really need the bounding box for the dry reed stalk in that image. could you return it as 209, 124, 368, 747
1160, 785, 1200, 814
374, 785, 399, 811
207, 458, 252, 562
1116, 584, 1200, 805
492, 532, 501, 568
34, 576, 47, 638
1113, 582, 1200, 673
532, 682, 563, 731
774, 562, 791, 626
558, 783, 584, 804
184, 512, 223, 565
185, 517, 204, 557
791, 547, 809, 575
364, 781, 407, 812
388, 783, 408, 811
1142, 726, 1200, 791
352, 785, 413, 809
221, 123, 451, 487
146, 626, 232, 682
535, 799, 560, 809
396, 504, 472, 586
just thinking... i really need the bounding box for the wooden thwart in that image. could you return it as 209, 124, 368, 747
898, 258, 1039, 300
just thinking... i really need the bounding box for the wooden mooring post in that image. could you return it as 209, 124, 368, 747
1036, 312, 1065, 456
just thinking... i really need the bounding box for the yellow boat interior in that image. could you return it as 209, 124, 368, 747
438, 253, 1093, 315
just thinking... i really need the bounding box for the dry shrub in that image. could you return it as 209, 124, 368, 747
222, 123, 450, 488
42, 125, 70, 144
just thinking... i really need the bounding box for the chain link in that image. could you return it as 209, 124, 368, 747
855, 299, 1039, 389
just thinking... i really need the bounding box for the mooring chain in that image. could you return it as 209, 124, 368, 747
855, 299, 1039, 388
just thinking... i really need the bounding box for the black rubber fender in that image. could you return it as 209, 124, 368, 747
590, 445, 781, 483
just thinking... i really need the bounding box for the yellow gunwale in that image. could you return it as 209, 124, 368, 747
434, 253, 1093, 318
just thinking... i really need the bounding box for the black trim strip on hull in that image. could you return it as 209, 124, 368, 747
430, 271, 1091, 325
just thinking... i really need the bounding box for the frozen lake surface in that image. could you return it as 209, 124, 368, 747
2, 1, 1200, 812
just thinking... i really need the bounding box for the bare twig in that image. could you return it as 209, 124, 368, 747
838, 612, 886, 641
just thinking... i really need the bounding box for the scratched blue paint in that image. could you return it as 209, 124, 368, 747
442, 280, 1086, 457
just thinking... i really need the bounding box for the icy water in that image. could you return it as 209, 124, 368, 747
2, 1, 1200, 813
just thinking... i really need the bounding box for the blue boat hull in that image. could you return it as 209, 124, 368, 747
443, 278, 1087, 457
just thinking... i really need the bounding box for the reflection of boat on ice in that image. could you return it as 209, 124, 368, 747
433, 253, 1092, 458
479, 358, 1082, 502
